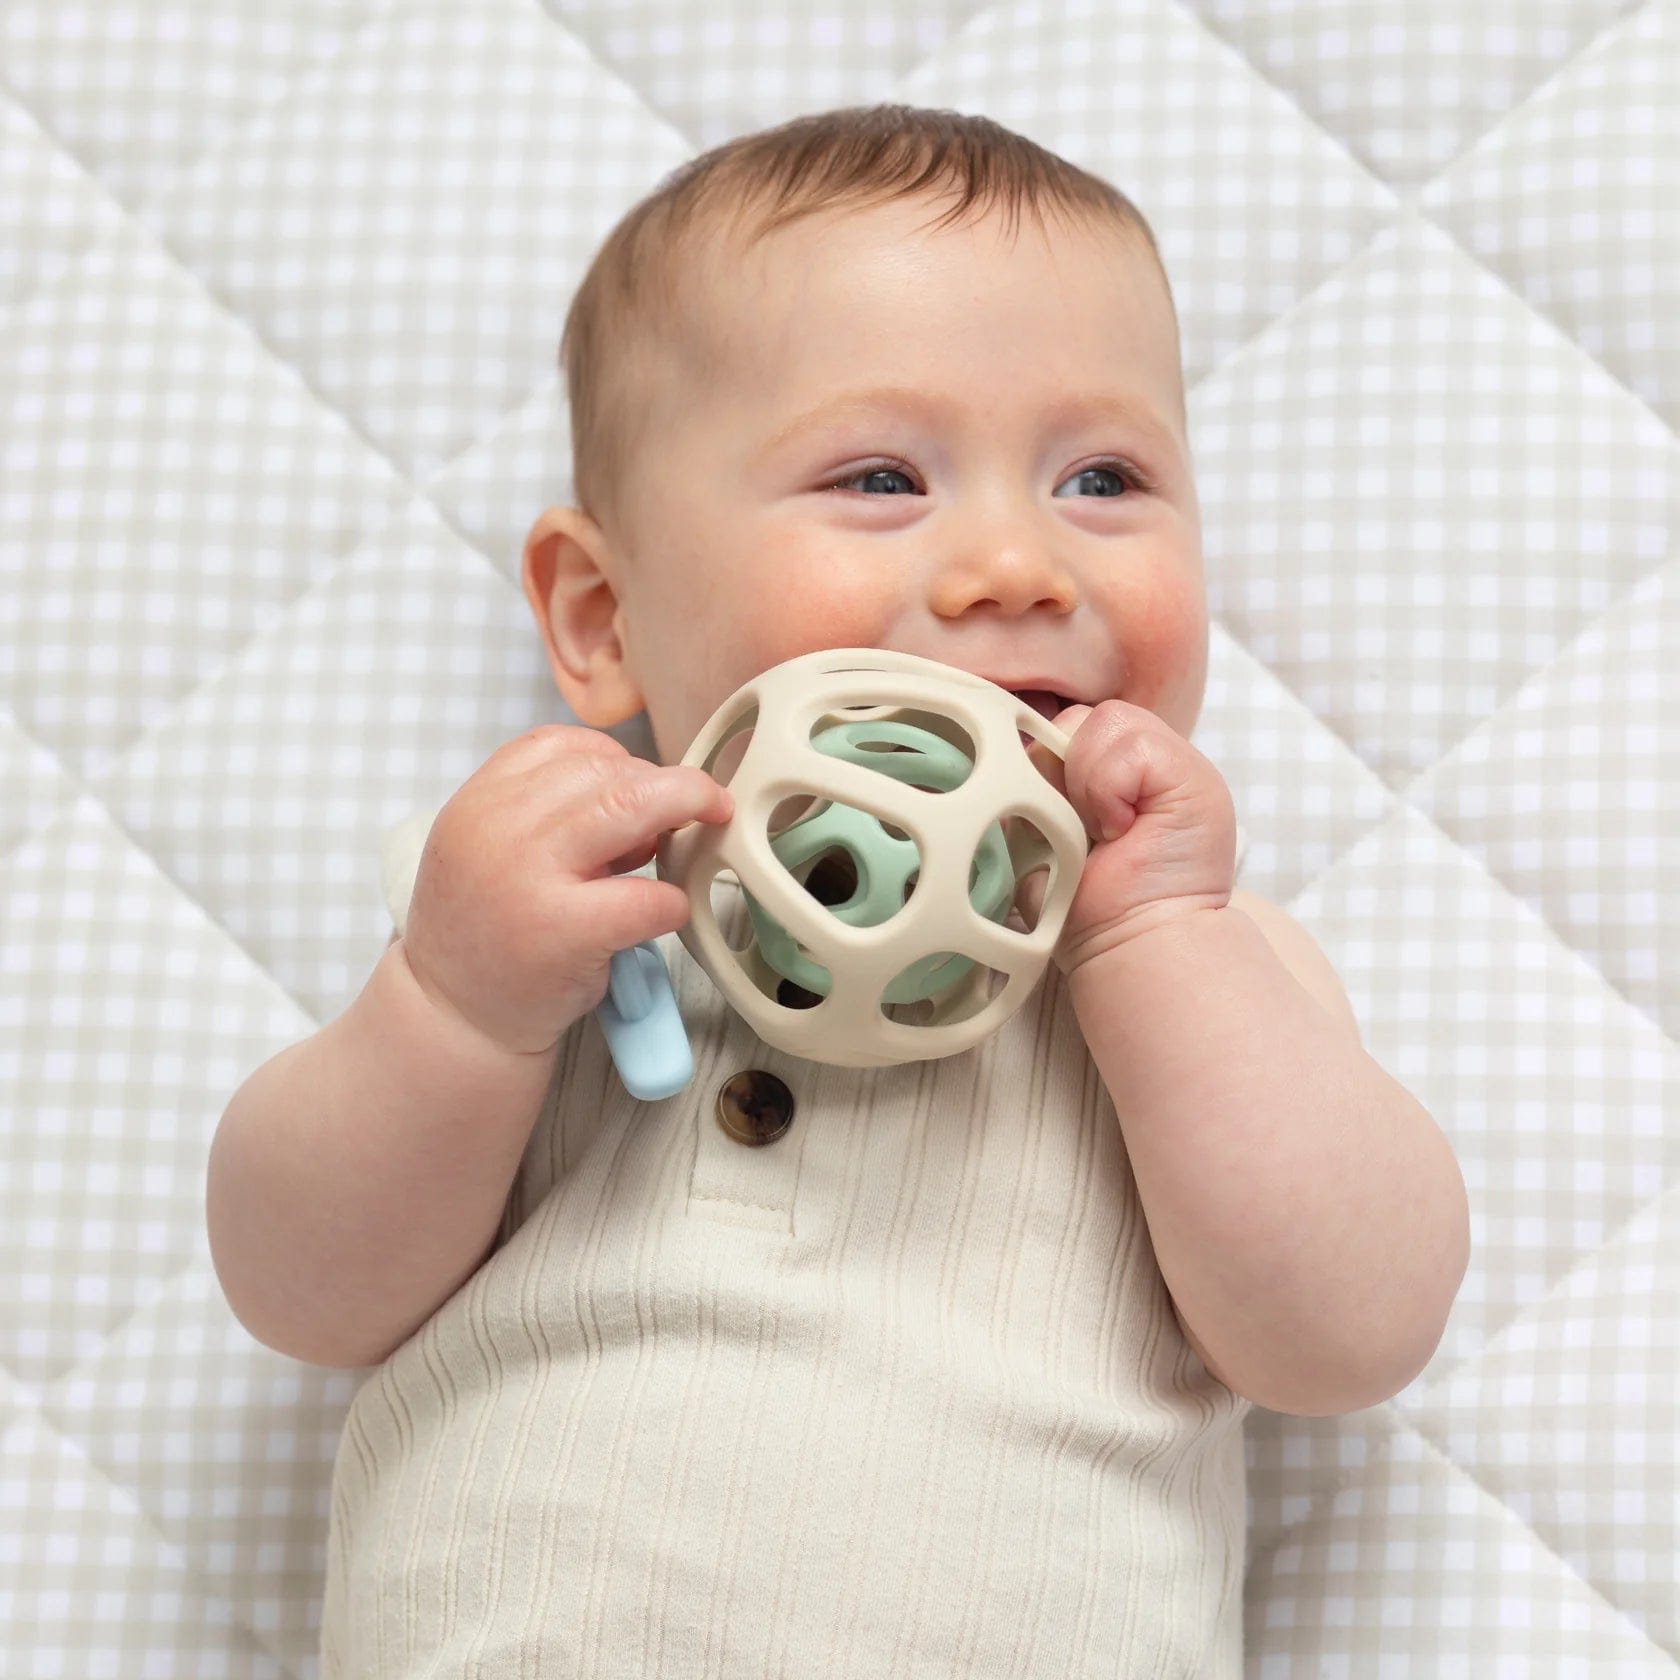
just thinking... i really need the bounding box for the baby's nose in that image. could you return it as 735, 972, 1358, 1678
928, 545, 1079, 618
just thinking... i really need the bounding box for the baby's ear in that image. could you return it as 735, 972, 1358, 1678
521, 504, 644, 728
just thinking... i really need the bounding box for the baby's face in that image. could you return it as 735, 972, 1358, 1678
547, 195, 1205, 763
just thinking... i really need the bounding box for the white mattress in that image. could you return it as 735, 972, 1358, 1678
2, 1, 1675, 1673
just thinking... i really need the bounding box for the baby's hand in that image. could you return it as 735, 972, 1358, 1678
400, 725, 732, 1056
1023, 700, 1238, 975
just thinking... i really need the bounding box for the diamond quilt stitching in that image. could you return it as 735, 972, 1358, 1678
2, 1, 1673, 1670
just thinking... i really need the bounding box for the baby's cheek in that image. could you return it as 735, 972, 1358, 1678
739, 562, 888, 663
690, 598, 877, 730
1115, 577, 1207, 720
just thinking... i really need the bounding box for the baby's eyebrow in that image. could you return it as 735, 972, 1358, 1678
762, 384, 1179, 460
762, 386, 940, 454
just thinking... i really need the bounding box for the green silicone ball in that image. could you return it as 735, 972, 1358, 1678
740, 718, 1016, 1005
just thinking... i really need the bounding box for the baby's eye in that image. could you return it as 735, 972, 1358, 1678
829, 463, 919, 496
825, 459, 1144, 498
1054, 462, 1134, 499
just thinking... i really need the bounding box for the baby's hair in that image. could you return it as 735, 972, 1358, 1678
559, 103, 1170, 538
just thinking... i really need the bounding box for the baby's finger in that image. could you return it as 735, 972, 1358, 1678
576, 871, 697, 957
558, 764, 734, 879
1062, 700, 1198, 841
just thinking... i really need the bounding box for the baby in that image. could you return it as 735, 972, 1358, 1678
208, 105, 1470, 1677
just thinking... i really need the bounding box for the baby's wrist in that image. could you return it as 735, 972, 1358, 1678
381, 938, 559, 1071
1057, 893, 1230, 978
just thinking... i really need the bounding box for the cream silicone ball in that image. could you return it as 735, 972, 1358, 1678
655, 647, 1091, 1068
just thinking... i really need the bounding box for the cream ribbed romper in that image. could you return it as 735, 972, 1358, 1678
318, 813, 1254, 1677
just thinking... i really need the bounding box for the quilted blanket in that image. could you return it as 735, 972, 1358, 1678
2, 0, 1674, 1673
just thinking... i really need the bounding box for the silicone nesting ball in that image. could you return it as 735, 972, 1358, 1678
743, 717, 1018, 1004
654, 647, 1091, 1069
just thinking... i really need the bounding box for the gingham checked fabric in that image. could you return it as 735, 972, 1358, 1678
1, 0, 1674, 1674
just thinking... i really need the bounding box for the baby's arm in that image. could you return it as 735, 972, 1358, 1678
206, 936, 557, 1369
1067, 900, 1470, 1417
207, 724, 733, 1372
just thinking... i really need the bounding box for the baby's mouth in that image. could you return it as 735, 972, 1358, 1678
1009, 688, 1074, 744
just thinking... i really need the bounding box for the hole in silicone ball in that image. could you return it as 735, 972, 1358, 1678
878, 954, 1009, 1027
999, 815, 1055, 932
724, 931, 829, 1001
721, 888, 757, 953
808, 707, 975, 792
798, 847, 858, 907
881, 994, 938, 1026
1012, 865, 1051, 933
776, 977, 825, 1010
768, 794, 826, 836
701, 703, 757, 784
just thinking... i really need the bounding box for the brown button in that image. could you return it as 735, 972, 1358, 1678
715, 1068, 796, 1145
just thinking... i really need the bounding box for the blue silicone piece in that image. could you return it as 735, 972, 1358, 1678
594, 941, 694, 1101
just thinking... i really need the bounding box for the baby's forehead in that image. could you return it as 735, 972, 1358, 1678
636, 199, 1185, 448
693, 200, 1175, 355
